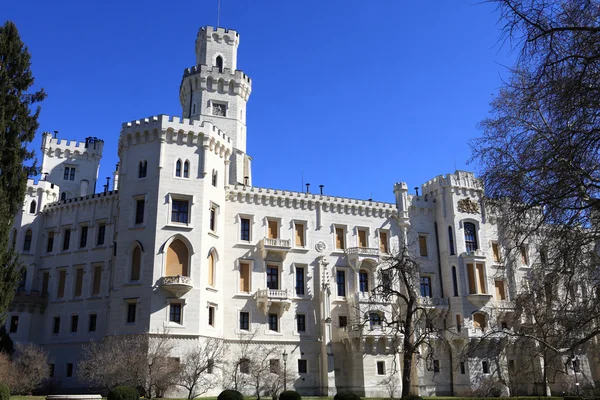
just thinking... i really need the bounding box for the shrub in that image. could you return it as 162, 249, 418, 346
107, 386, 140, 400
218, 389, 244, 400
279, 390, 301, 400
0, 383, 9, 400
334, 393, 361, 400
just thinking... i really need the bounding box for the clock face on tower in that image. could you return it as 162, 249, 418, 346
212, 103, 227, 117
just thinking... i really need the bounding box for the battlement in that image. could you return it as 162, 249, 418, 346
120, 115, 233, 159
421, 170, 483, 195
25, 179, 60, 196
41, 132, 104, 158
43, 190, 118, 212
198, 26, 240, 46
182, 64, 252, 85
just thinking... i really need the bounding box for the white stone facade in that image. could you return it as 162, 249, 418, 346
6, 25, 599, 397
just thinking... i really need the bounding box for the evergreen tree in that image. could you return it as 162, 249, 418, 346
0, 21, 46, 322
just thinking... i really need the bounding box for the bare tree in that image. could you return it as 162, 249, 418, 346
223, 331, 256, 393
0, 352, 10, 386
178, 338, 226, 399
11, 343, 50, 394
145, 332, 180, 398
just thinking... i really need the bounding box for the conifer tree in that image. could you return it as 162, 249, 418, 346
0, 21, 46, 321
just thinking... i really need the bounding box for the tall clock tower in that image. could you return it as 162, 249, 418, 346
180, 26, 253, 185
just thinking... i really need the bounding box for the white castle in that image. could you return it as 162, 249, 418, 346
6, 26, 599, 397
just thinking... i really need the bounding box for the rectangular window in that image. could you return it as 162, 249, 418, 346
49, 364, 54, 378
295, 266, 305, 296
66, 363, 73, 377
297, 314, 306, 332
270, 359, 280, 374
239, 311, 249, 330
239, 262, 250, 293
419, 235, 428, 257
268, 313, 278, 331
467, 263, 476, 294
207, 359, 214, 374
64, 167, 75, 180
433, 359, 440, 373
460, 362, 466, 374
69, 167, 75, 181
482, 360, 490, 374
74, 268, 83, 297
170, 303, 182, 324
135, 199, 145, 224
295, 222, 305, 247
53, 316, 60, 334
62, 228, 71, 251
501, 321, 508, 330
46, 231, 54, 253
240, 358, 250, 374
267, 266, 279, 290
208, 306, 215, 327
57, 270, 66, 299
379, 231, 389, 253
298, 359, 307, 374
420, 276, 432, 297
268, 220, 278, 239
210, 207, 216, 231
492, 242, 500, 262
377, 361, 385, 375
92, 265, 102, 296
456, 314, 462, 332
80, 226, 88, 248
520, 245, 528, 265
240, 218, 250, 241
336, 270, 346, 297
88, 314, 97, 332
335, 227, 345, 250
97, 223, 106, 246
477, 263, 486, 294
71, 315, 78, 333
42, 271, 50, 295
339, 316, 348, 328
495, 280, 506, 300
358, 229, 367, 248
127, 303, 136, 323
359, 270, 369, 293
171, 200, 189, 224
9, 316, 18, 333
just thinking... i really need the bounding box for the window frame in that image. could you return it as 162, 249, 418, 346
418, 233, 429, 257
138, 160, 148, 179
23, 229, 32, 252
334, 225, 346, 251
134, 197, 145, 225
239, 311, 250, 331
170, 302, 183, 325
209, 203, 219, 233
297, 359, 308, 374
238, 214, 253, 242
266, 265, 280, 290
46, 230, 55, 253
52, 316, 61, 335
295, 264, 306, 296
296, 313, 306, 333
126, 300, 138, 324
9, 315, 18, 333
359, 269, 369, 293
420, 275, 432, 298
88, 313, 97, 332
268, 313, 278, 332
336, 268, 347, 298
357, 227, 369, 248
378, 229, 389, 253
79, 225, 88, 248
70, 314, 79, 333
293, 220, 307, 248
96, 222, 107, 246
62, 227, 71, 251
463, 221, 478, 252
211, 100, 228, 117
238, 259, 253, 294
266, 218, 280, 240
376, 361, 385, 375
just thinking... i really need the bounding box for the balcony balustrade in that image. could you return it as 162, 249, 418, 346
255, 288, 291, 314
345, 247, 380, 269
259, 237, 292, 260
9, 290, 48, 313
159, 275, 193, 297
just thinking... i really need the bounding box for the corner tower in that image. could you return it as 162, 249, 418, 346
180, 26, 252, 186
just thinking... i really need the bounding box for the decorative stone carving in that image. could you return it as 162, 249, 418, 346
457, 197, 480, 214
315, 240, 327, 253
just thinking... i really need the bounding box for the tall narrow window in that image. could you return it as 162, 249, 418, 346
239, 312, 249, 330
210, 207, 216, 231
467, 263, 476, 294
448, 226, 455, 255
70, 168, 75, 181
131, 246, 141, 281
464, 222, 478, 252
127, 303, 137, 323
336, 270, 346, 297
74, 268, 83, 297
456, 314, 462, 332
135, 199, 145, 224
208, 306, 215, 326
335, 227, 345, 250
268, 313, 278, 331
267, 266, 278, 290
492, 242, 501, 262
477, 264, 486, 293
295, 222, 305, 247
42, 272, 49, 295
482, 361, 489, 374
420, 276, 432, 297
170, 303, 182, 324
239, 262, 250, 293
298, 359, 307, 374
92, 265, 102, 295
9, 316, 18, 333
358, 229, 367, 248
63, 228, 71, 251
216, 56, 223, 73
240, 218, 250, 241
520, 244, 529, 265
138, 161, 147, 178
88, 314, 97, 332
296, 314, 306, 332
268, 220, 278, 239
377, 361, 385, 375
47, 231, 55, 253
495, 280, 506, 300
97, 223, 106, 246
79, 226, 88, 248
23, 229, 32, 251
359, 270, 369, 293
61, 192, 66, 201
53, 317, 60, 334
57, 270, 66, 298
208, 252, 215, 286
379, 231, 388, 253
212, 170, 218, 187
71, 315, 79, 332
295, 266, 305, 296
183, 160, 189, 178
175, 160, 182, 177
452, 266, 458, 296
29, 200, 37, 214
419, 235, 428, 257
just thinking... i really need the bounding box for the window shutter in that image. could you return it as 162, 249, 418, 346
268, 220, 278, 239
419, 236, 428, 257
467, 264, 476, 294
240, 263, 249, 293
476, 264, 486, 294
93, 266, 102, 295
335, 228, 344, 249
358, 230, 367, 248
295, 223, 304, 246
492, 243, 500, 262
74, 269, 83, 297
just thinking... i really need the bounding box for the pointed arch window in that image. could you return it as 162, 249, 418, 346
29, 200, 37, 214
208, 250, 216, 287
175, 160, 182, 177
61, 192, 66, 201
464, 222, 478, 252
131, 246, 141, 281
183, 161, 190, 178
216, 56, 223, 73
166, 239, 189, 277
138, 161, 147, 178
448, 226, 455, 255
23, 229, 32, 252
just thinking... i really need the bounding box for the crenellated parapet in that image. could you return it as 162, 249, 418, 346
227, 185, 397, 218
119, 115, 232, 159
41, 132, 104, 160
180, 65, 252, 103
26, 179, 60, 198
421, 170, 483, 198
196, 26, 240, 51
43, 190, 118, 214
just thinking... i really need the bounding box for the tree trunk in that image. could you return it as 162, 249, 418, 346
401, 349, 413, 398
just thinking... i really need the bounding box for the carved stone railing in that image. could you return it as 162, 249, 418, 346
9, 290, 48, 313
159, 275, 193, 297
346, 247, 380, 269
259, 238, 292, 260
255, 288, 291, 314
418, 296, 449, 308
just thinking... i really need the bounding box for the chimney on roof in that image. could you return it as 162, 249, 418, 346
306, 183, 310, 193
319, 185, 324, 195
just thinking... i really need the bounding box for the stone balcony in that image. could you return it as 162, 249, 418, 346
159, 275, 193, 297
255, 288, 292, 314
9, 290, 48, 313
345, 247, 380, 269
418, 296, 449, 311
259, 237, 292, 260
467, 293, 493, 307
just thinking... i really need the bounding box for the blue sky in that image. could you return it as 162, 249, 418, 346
4, 1, 513, 203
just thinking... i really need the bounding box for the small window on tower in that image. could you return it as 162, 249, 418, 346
212, 103, 226, 117
216, 56, 223, 73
